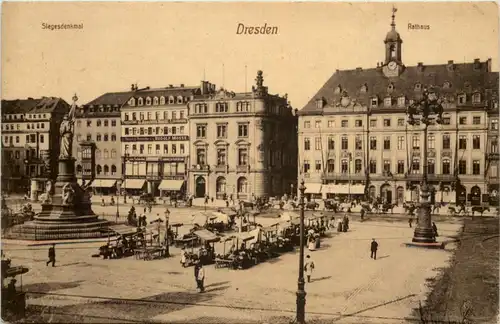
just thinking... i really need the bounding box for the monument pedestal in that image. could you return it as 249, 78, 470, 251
11, 158, 108, 240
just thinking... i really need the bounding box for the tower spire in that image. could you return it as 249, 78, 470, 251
391, 6, 397, 30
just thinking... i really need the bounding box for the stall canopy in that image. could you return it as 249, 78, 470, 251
281, 211, 300, 222
212, 211, 230, 223
158, 180, 185, 191
123, 179, 146, 189
321, 184, 365, 194
304, 183, 322, 194
91, 179, 117, 188
109, 224, 138, 236
194, 229, 220, 243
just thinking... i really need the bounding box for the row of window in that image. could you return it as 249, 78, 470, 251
303, 159, 482, 175
336, 82, 480, 95
196, 124, 249, 138
3, 113, 47, 121
124, 126, 185, 136
5, 149, 37, 160
3, 134, 45, 145
76, 164, 117, 176
193, 101, 252, 114
128, 96, 189, 107
3, 122, 47, 131
215, 176, 249, 193
76, 119, 117, 128
304, 134, 486, 151
195, 147, 249, 166
76, 133, 117, 142
124, 162, 186, 176
124, 143, 186, 155
123, 110, 185, 122
304, 116, 486, 129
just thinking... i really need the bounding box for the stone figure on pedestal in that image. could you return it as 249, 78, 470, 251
42, 180, 53, 204
62, 183, 75, 206
59, 94, 77, 160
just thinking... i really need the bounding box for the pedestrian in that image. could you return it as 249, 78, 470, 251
304, 255, 315, 283
143, 206, 147, 214
432, 222, 439, 237
46, 243, 56, 267
370, 239, 378, 260
408, 217, 413, 228
196, 262, 205, 293
360, 208, 365, 221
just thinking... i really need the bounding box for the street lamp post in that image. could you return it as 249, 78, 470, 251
164, 208, 170, 257
123, 153, 129, 204
406, 87, 443, 244
295, 179, 307, 323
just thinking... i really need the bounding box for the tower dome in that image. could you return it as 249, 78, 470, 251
384, 6, 402, 43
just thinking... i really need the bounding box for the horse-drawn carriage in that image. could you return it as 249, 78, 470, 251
94, 225, 141, 259
181, 229, 220, 267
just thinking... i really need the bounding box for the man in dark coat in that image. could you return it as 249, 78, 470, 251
194, 262, 201, 290
46, 243, 56, 267
370, 239, 378, 260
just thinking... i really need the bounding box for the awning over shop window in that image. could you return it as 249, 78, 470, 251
158, 180, 185, 191
322, 184, 365, 194
304, 183, 322, 194
91, 179, 117, 188
122, 179, 146, 189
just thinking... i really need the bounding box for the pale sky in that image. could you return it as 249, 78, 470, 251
2, 2, 498, 109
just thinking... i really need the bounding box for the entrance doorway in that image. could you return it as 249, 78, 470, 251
380, 184, 392, 204
195, 176, 206, 198
470, 186, 481, 206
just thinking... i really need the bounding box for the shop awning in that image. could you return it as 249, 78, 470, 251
91, 179, 117, 188
158, 180, 185, 191
109, 225, 139, 236
123, 179, 146, 189
322, 184, 365, 194
304, 183, 322, 194
194, 229, 220, 243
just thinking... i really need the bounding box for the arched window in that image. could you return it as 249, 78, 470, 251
104, 120, 109, 127
128, 98, 136, 106
96, 164, 102, 175
96, 133, 102, 141
111, 165, 117, 175
111, 149, 117, 158
168, 96, 175, 104
237, 177, 248, 193
138, 98, 144, 106
95, 149, 101, 159
153, 97, 159, 105
104, 149, 109, 159
216, 177, 227, 193
146, 97, 152, 105
111, 133, 117, 141
177, 96, 183, 104
104, 133, 109, 141
97, 119, 102, 127
103, 165, 109, 175
76, 165, 82, 174
160, 96, 166, 105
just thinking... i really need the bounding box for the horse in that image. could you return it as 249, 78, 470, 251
305, 201, 319, 211
380, 203, 397, 214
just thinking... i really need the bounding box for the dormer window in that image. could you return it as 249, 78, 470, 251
146, 97, 152, 105
472, 92, 481, 104
414, 83, 422, 91
160, 96, 166, 105
458, 93, 467, 105
360, 84, 368, 93
128, 98, 136, 106
387, 83, 395, 93
370, 97, 378, 107
384, 97, 392, 107
443, 81, 451, 89
168, 96, 175, 104
153, 97, 159, 105
316, 98, 324, 109
177, 96, 183, 104
334, 85, 342, 94
138, 98, 144, 106
397, 96, 406, 107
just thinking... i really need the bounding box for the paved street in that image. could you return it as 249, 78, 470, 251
3, 213, 464, 323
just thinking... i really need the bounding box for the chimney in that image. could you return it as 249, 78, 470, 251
448, 60, 454, 65
168, 84, 173, 88
200, 81, 206, 95
417, 62, 424, 72
473, 58, 481, 70
211, 84, 216, 92
447, 60, 455, 72
487, 58, 492, 72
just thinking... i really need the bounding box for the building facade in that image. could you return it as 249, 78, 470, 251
1, 97, 70, 196
73, 94, 123, 195
298, 10, 499, 206
485, 101, 499, 206
120, 83, 205, 196
187, 71, 298, 200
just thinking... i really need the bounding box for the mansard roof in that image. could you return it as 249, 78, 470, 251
1, 97, 68, 115
300, 59, 499, 116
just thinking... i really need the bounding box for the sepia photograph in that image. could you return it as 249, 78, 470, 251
1, 2, 499, 323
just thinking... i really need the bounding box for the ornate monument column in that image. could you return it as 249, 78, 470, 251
11, 95, 108, 240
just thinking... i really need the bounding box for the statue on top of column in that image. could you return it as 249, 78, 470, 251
59, 94, 78, 159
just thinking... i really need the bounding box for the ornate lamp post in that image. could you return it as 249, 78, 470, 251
295, 179, 307, 323
406, 87, 444, 244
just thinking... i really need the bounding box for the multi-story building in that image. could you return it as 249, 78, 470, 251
187, 71, 298, 200
120, 83, 205, 196
73, 94, 123, 195
485, 100, 499, 206
298, 10, 499, 206
1, 97, 70, 196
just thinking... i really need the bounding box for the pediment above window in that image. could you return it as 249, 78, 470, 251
214, 140, 229, 147
193, 140, 208, 147
235, 139, 251, 146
